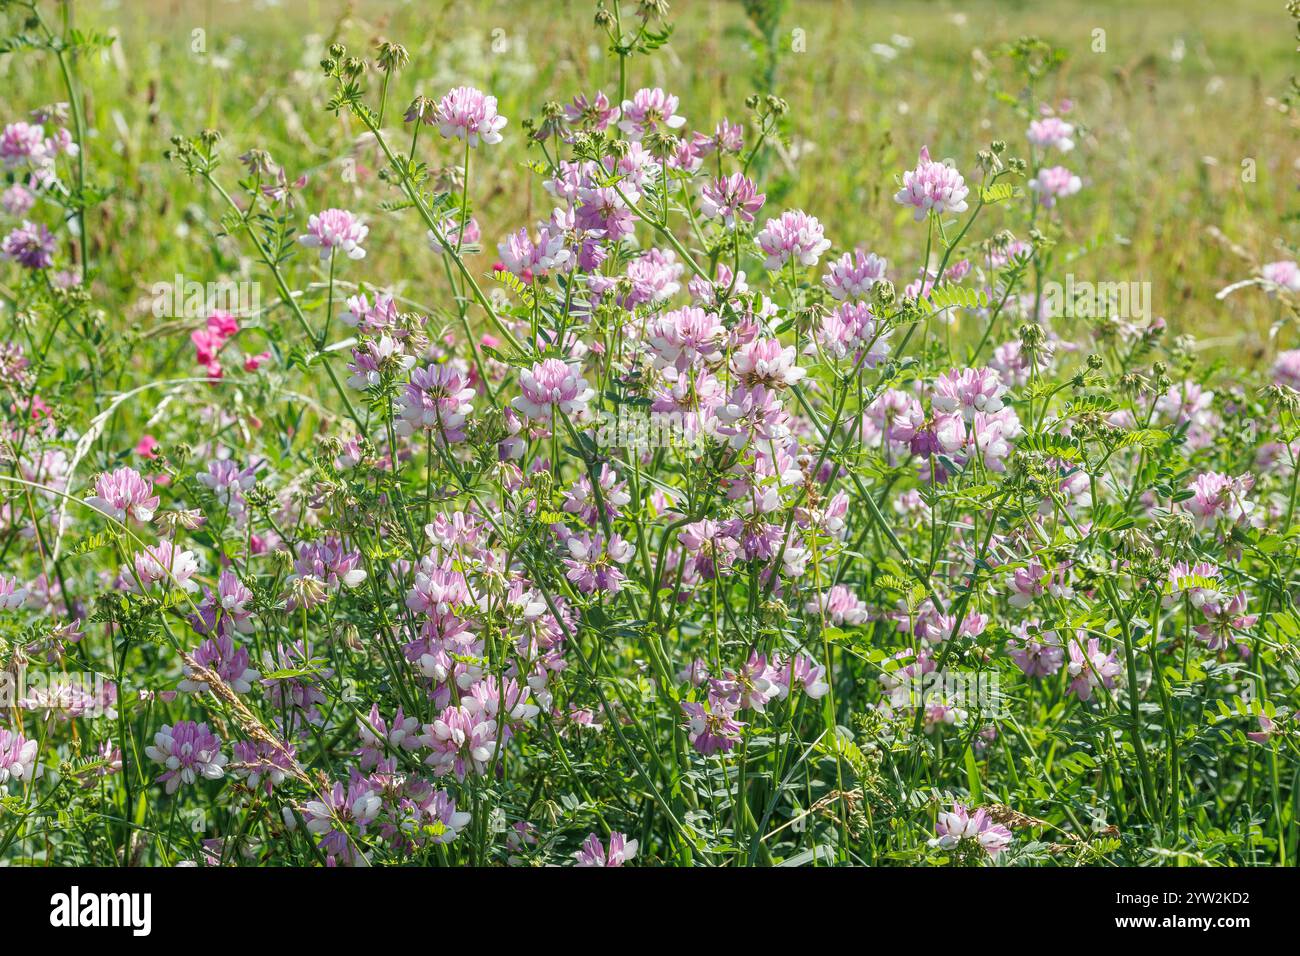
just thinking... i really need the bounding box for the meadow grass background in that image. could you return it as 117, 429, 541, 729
3, 0, 1296, 366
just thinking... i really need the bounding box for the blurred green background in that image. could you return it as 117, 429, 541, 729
2, 0, 1296, 362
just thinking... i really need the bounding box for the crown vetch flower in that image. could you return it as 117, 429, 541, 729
617, 87, 685, 140
755, 209, 831, 270
129, 541, 199, 591
1028, 165, 1082, 207
700, 173, 766, 227
574, 831, 638, 867
894, 146, 970, 221
0, 575, 28, 610
1066, 637, 1121, 701
1183, 472, 1254, 530
932, 367, 1007, 420
930, 804, 1013, 858
2, 220, 55, 269
394, 363, 475, 441
298, 208, 368, 260
1262, 260, 1300, 293
145, 721, 227, 794
0, 728, 38, 791
434, 86, 507, 146
1027, 116, 1075, 152
823, 250, 889, 300
512, 358, 595, 422
86, 466, 159, 523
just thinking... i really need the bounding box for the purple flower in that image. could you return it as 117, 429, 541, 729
2, 183, 34, 217
574, 831, 639, 866
1028, 166, 1082, 208
298, 208, 368, 260
700, 172, 766, 227
0, 574, 29, 610
931, 804, 1013, 858
754, 209, 831, 270
0, 728, 38, 791
1262, 260, 1300, 294
563, 532, 634, 594
617, 87, 685, 140
145, 721, 227, 794
85, 466, 159, 523
932, 366, 1007, 421
681, 697, 745, 754
894, 146, 970, 221
1027, 116, 1075, 152
231, 739, 296, 793
823, 250, 888, 300
2, 220, 55, 269
512, 358, 595, 423
434, 86, 507, 146
1183, 472, 1254, 531
1066, 637, 1121, 702
564, 91, 619, 131
394, 363, 476, 441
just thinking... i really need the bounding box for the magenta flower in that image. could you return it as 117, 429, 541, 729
1262, 260, 1300, 294
0, 121, 47, 168
754, 209, 831, 270
285, 537, 366, 609
0, 574, 28, 610
427, 214, 481, 253
575, 185, 635, 241
574, 831, 639, 866
511, 358, 595, 423
0, 728, 38, 792
564, 91, 619, 131
816, 301, 891, 365
179, 632, 260, 695
145, 721, 227, 794
2, 183, 34, 217
418, 705, 499, 779
418, 789, 472, 844
394, 363, 476, 441
434, 86, 507, 146
646, 306, 725, 371
231, 739, 297, 794
894, 146, 970, 221
562, 464, 631, 525
617, 87, 685, 140
85, 466, 159, 523
302, 772, 380, 865
932, 367, 1007, 421
1247, 714, 1281, 744
298, 208, 368, 260
1164, 560, 1223, 609
1183, 472, 1254, 530
563, 532, 634, 594
340, 291, 399, 333
772, 653, 830, 700
931, 804, 1013, 858
1026, 116, 1075, 152
732, 338, 806, 388
681, 698, 745, 755
129, 541, 199, 591
1066, 637, 1121, 702
347, 334, 414, 390
1272, 349, 1300, 389
2, 220, 55, 269
1028, 166, 1082, 208
700, 173, 766, 227
1194, 591, 1258, 654
806, 585, 870, 626
823, 250, 888, 300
